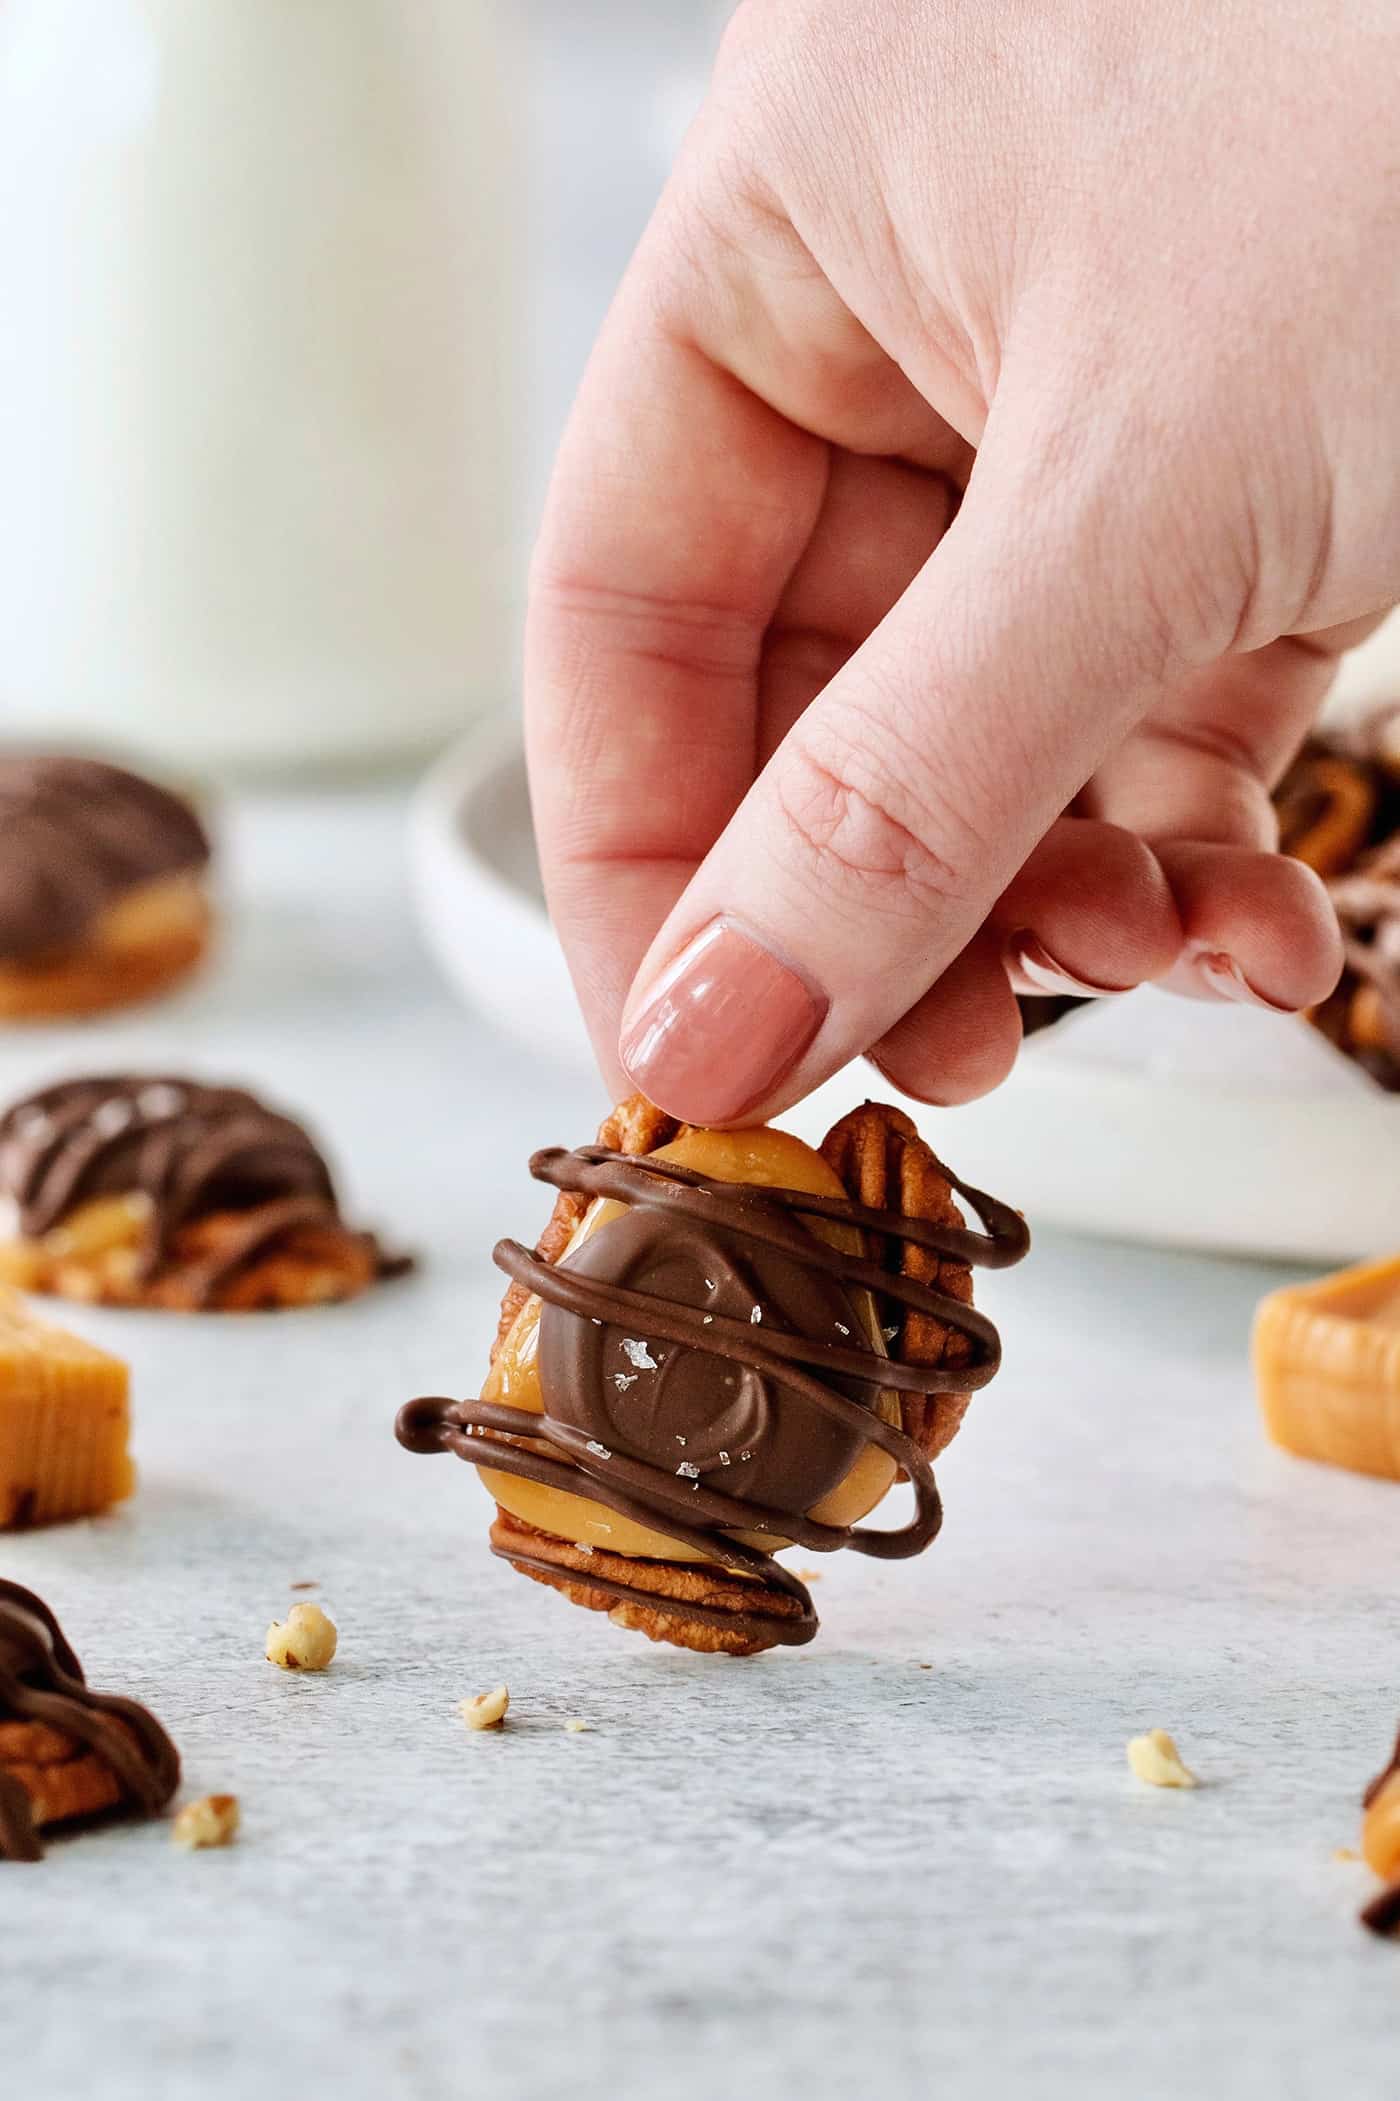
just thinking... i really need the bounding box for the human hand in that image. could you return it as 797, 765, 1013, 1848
526, 0, 1399, 1123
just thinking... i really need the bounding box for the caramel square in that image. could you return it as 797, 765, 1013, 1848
1254, 1255, 1400, 1481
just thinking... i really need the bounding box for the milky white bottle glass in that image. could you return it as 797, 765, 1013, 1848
0, 0, 510, 774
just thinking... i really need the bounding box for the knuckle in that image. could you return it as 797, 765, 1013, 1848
776, 723, 984, 913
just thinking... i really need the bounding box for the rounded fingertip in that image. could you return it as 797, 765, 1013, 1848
868, 944, 1023, 1106
996, 819, 1183, 996
1187, 950, 1304, 1013
1155, 841, 1346, 1013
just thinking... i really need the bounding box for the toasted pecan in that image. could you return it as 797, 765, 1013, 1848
0, 1719, 129, 1836
820, 1102, 975, 1461
8, 1206, 388, 1311
489, 1508, 806, 1658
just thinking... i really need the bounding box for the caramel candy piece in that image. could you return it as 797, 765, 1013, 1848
0, 1288, 133, 1527
1253, 1256, 1400, 1482
0, 1076, 408, 1312
400, 1096, 1025, 1657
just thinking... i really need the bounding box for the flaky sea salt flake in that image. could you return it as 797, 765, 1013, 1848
621, 1338, 659, 1372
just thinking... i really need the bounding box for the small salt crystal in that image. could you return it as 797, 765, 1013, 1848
704, 1279, 717, 1291
591, 1318, 603, 1327
674, 1436, 686, 1447
835, 1322, 850, 1336
613, 1373, 638, 1391
676, 1461, 700, 1480
750, 1306, 762, 1324
718, 1451, 731, 1467
622, 1339, 659, 1371
137, 1083, 184, 1119
91, 1100, 134, 1138
574, 1543, 595, 1556
586, 1440, 612, 1460
739, 1450, 753, 1462
884, 1324, 899, 1341
702, 1315, 714, 1325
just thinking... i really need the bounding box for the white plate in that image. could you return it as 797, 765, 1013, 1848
412, 719, 1400, 1265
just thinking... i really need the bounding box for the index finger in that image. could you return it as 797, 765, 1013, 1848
524, 225, 825, 1088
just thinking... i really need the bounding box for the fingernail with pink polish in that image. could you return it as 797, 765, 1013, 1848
1192, 950, 1299, 1012
619, 917, 827, 1124
1005, 930, 1136, 1000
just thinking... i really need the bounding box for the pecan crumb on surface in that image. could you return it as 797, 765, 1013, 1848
1126, 1729, 1198, 1789
265, 1602, 338, 1672
459, 1686, 510, 1732
172, 1795, 240, 1850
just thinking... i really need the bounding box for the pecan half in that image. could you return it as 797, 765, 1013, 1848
820, 1101, 976, 1461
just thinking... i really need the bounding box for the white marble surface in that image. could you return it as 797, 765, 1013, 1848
3, 791, 1399, 2101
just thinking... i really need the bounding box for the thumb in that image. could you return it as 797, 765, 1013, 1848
617, 415, 1206, 1125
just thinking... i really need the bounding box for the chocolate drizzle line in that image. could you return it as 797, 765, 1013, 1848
0, 1075, 413, 1307
399, 1143, 1028, 1642
0, 1580, 180, 1861
0, 1077, 337, 1253
493, 1537, 817, 1646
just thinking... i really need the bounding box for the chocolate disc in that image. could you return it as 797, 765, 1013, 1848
537, 1200, 878, 1515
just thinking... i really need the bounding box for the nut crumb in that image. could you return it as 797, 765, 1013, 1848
289, 1580, 319, 1593
265, 1602, 338, 1672
1334, 1846, 1361, 1863
1127, 1728, 1198, 1789
459, 1685, 510, 1731
172, 1795, 240, 1850
563, 1719, 591, 1734
794, 1568, 824, 1582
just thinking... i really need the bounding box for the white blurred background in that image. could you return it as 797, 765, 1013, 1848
0, 0, 727, 774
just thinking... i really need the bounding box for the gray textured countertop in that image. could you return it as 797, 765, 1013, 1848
4, 790, 1399, 2101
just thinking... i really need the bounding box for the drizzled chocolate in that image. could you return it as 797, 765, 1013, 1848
0, 755, 210, 963
399, 1142, 1028, 1642
0, 1580, 179, 1860
0, 1076, 339, 1286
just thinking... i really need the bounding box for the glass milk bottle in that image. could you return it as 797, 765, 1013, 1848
0, 0, 510, 774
